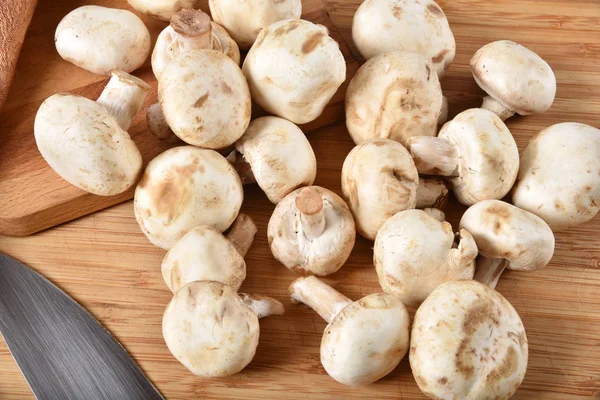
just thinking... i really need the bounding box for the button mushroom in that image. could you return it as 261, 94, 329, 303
374, 209, 477, 308
163, 281, 284, 377
290, 276, 410, 386
127, 0, 197, 21
512, 122, 600, 231
268, 186, 355, 276
134, 146, 244, 250
209, 0, 302, 49
242, 19, 346, 124
408, 108, 519, 206
35, 70, 149, 196
460, 200, 555, 289
410, 280, 528, 399
471, 40, 556, 121
345, 51, 443, 146
55, 6, 151, 75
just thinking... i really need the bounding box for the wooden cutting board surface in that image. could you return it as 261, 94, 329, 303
1, 0, 600, 399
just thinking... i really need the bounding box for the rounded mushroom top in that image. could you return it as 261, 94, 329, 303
512, 122, 600, 232
352, 0, 455, 78
134, 146, 243, 250
242, 19, 346, 125
345, 51, 443, 146
235, 117, 317, 204
159, 49, 251, 149
127, 0, 197, 21
209, 0, 302, 49
460, 200, 555, 271
374, 209, 477, 307
341, 138, 418, 240
470, 40, 556, 115
410, 280, 528, 399
55, 6, 151, 75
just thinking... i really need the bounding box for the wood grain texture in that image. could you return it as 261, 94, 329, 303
0, 0, 600, 399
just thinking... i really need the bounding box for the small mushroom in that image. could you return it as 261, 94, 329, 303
374, 209, 477, 307
134, 146, 244, 250
34, 70, 149, 196
127, 0, 197, 21
352, 0, 455, 78
290, 276, 410, 386
460, 200, 555, 289
163, 281, 284, 377
162, 213, 257, 293
408, 108, 519, 206
55, 6, 151, 75
209, 0, 302, 49
470, 40, 556, 121
345, 51, 443, 146
410, 280, 528, 399
242, 19, 346, 124
268, 186, 355, 276
512, 122, 600, 231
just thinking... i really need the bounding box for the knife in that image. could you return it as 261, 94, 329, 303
0, 252, 164, 399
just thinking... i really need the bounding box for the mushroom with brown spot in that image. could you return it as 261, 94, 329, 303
127, 0, 198, 21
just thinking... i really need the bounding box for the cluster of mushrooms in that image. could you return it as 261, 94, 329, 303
32, 0, 599, 397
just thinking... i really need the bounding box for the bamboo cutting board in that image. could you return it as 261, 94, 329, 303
1, 0, 600, 399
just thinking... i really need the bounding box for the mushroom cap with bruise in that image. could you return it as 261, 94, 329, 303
159, 49, 251, 149
321, 293, 410, 386
460, 200, 555, 271
352, 0, 455, 78
341, 138, 418, 240
134, 146, 243, 250
162, 281, 260, 377
512, 122, 600, 232
345, 51, 443, 146
410, 280, 528, 399
235, 116, 317, 204
127, 0, 198, 21
470, 40, 556, 115
242, 19, 346, 124
374, 209, 477, 307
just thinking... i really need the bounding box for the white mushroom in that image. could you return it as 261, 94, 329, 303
242, 19, 346, 124
55, 6, 151, 75
290, 276, 410, 386
163, 281, 284, 377
34, 70, 149, 196
512, 122, 600, 231
471, 40, 556, 121
134, 146, 243, 250
127, 0, 197, 21
410, 280, 528, 399
268, 187, 355, 276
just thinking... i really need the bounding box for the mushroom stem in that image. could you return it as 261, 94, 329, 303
481, 96, 515, 121
447, 229, 479, 271
147, 103, 178, 142
227, 213, 257, 258
438, 95, 449, 126
226, 151, 256, 184
416, 178, 449, 209
289, 277, 352, 324
408, 137, 459, 176
96, 70, 150, 131
170, 9, 214, 51
423, 208, 446, 222
474, 257, 508, 289
239, 293, 285, 318
296, 187, 326, 240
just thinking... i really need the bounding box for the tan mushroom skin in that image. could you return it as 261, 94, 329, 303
127, 0, 197, 21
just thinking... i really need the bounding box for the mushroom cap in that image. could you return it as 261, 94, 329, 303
470, 40, 556, 115
159, 49, 251, 149
209, 0, 302, 49
374, 209, 477, 307
55, 6, 151, 75
512, 122, 600, 231
321, 293, 410, 386
345, 51, 443, 146
235, 116, 317, 203
162, 281, 260, 377
134, 146, 243, 250
341, 138, 418, 240
441, 108, 519, 206
34, 93, 142, 196
460, 200, 555, 271
211, 22, 241, 64
127, 0, 198, 21
268, 186, 355, 276
242, 19, 346, 124
161, 225, 246, 293
410, 280, 528, 399
352, 0, 455, 78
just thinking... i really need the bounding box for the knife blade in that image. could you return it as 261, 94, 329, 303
0, 252, 164, 400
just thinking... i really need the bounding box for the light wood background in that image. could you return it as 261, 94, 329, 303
1, 0, 600, 399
